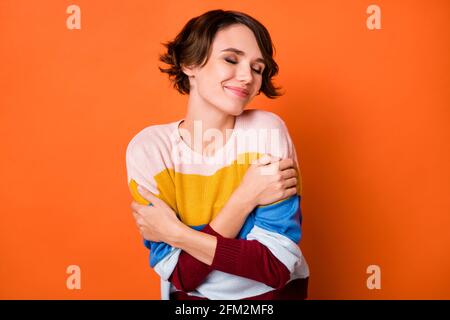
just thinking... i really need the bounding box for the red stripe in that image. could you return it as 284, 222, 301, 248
169, 224, 294, 294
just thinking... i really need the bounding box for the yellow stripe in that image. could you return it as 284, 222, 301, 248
130, 152, 303, 227
129, 179, 151, 205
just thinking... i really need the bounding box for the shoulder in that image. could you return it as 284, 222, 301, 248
238, 109, 292, 142
239, 109, 289, 132
126, 122, 177, 167
240, 109, 289, 139
239, 109, 295, 159
125, 123, 179, 199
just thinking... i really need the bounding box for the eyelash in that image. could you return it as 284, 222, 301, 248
224, 58, 263, 74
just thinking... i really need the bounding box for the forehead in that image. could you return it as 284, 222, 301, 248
211, 24, 263, 60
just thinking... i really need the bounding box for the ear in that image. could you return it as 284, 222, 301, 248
181, 64, 196, 78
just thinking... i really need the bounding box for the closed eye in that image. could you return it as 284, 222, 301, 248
224, 58, 263, 74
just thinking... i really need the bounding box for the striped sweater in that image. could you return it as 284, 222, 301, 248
125, 109, 310, 299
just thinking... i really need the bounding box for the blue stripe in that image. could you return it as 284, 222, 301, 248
239, 195, 302, 243
145, 224, 206, 267
145, 195, 302, 268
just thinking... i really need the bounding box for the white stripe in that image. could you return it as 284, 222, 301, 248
154, 247, 181, 281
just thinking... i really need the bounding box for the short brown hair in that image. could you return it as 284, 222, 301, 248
158, 9, 283, 98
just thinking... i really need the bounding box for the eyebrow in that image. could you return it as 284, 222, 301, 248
220, 47, 266, 65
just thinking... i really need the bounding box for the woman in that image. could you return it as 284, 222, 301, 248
126, 9, 309, 300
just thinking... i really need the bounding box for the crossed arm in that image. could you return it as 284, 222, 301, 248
131, 156, 300, 292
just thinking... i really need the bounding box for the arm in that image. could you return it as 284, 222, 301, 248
168, 194, 302, 290
168, 189, 254, 292
167, 158, 300, 291
170, 221, 293, 290
126, 135, 183, 281
128, 170, 256, 287
132, 157, 298, 291
127, 153, 291, 291
130, 115, 302, 291
126, 132, 268, 286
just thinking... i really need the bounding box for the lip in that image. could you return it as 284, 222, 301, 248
224, 86, 250, 98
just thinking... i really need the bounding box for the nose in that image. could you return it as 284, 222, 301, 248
236, 63, 253, 84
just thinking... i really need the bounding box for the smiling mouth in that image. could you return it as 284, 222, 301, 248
224, 87, 249, 98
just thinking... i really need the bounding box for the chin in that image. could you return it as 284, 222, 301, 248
222, 104, 246, 116
232, 108, 245, 116
211, 94, 249, 116
228, 100, 250, 115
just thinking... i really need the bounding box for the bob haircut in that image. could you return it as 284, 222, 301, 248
158, 9, 283, 98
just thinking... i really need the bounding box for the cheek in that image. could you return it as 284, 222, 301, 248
210, 62, 234, 80
251, 78, 263, 95
198, 65, 231, 89
255, 77, 263, 88
218, 72, 235, 86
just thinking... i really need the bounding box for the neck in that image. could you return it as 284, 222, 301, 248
179, 92, 238, 156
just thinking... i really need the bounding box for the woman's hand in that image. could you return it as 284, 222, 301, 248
130, 185, 183, 244
236, 154, 298, 208
131, 185, 217, 264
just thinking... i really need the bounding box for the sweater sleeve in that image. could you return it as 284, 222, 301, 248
169, 224, 291, 291
126, 130, 181, 279
168, 225, 218, 292
211, 232, 291, 289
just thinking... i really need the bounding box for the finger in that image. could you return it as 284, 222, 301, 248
134, 219, 142, 231
136, 216, 145, 226
285, 186, 298, 197
261, 158, 289, 175
131, 202, 150, 217
259, 161, 280, 176
284, 177, 297, 188
281, 168, 297, 180
252, 154, 271, 166
131, 201, 143, 212
136, 185, 163, 207
134, 216, 144, 228
132, 210, 140, 221
278, 158, 295, 171
255, 153, 281, 166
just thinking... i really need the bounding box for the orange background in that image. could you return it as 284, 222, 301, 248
1, 0, 449, 299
